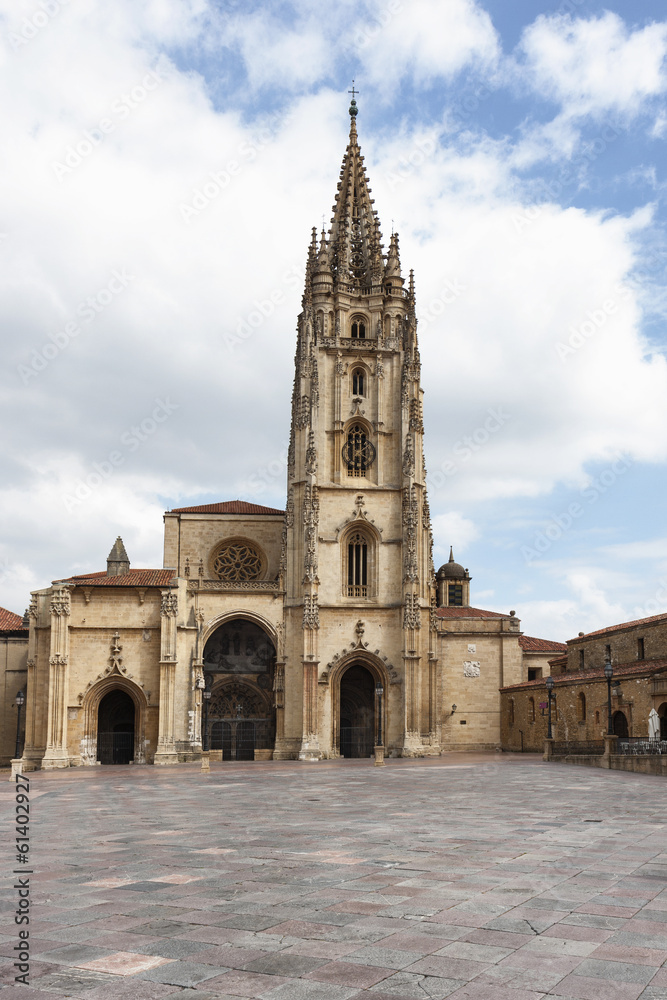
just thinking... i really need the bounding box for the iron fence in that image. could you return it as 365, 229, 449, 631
617, 737, 667, 756
340, 726, 374, 759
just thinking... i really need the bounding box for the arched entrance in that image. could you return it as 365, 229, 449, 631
613, 710, 629, 738
97, 689, 135, 764
658, 702, 667, 741
202, 618, 276, 759
339, 664, 375, 758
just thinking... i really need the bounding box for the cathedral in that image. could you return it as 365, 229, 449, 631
8, 98, 564, 771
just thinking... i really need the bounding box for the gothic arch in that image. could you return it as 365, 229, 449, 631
81, 676, 149, 765
327, 649, 392, 757
340, 521, 378, 599
200, 610, 279, 654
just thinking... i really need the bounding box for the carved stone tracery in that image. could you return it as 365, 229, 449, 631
213, 542, 263, 582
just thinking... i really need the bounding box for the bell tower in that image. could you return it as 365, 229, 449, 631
277, 95, 437, 760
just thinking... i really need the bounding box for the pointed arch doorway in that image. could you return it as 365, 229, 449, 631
97, 689, 135, 764
339, 664, 375, 758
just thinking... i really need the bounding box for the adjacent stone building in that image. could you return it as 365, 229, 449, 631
501, 611, 667, 751
13, 99, 563, 770
0, 607, 28, 766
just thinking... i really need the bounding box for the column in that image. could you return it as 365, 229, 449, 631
155, 590, 179, 765
42, 588, 71, 769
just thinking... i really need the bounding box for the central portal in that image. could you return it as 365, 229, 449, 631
339, 664, 375, 758
202, 619, 276, 759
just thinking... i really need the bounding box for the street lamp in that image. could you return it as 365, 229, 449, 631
545, 676, 555, 740
604, 661, 613, 735
14, 691, 25, 759
375, 682, 383, 747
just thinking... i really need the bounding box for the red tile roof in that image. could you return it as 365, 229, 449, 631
61, 569, 176, 587
572, 611, 667, 641
168, 500, 284, 516
502, 657, 667, 691
519, 635, 567, 653
436, 606, 508, 620
0, 607, 26, 632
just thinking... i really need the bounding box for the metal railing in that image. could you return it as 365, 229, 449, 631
552, 740, 605, 756
340, 726, 374, 759
617, 737, 667, 756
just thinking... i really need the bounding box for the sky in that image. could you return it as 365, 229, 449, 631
1, 0, 666, 642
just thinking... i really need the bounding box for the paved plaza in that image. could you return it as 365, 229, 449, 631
1, 754, 666, 1000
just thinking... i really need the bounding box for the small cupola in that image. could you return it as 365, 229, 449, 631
106, 536, 130, 577
436, 547, 471, 607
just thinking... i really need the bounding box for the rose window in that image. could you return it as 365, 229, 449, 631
213, 542, 263, 582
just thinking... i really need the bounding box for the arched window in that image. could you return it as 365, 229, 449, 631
352, 368, 365, 396
577, 692, 586, 722
343, 424, 375, 477
351, 319, 366, 339
528, 697, 535, 723
347, 531, 368, 597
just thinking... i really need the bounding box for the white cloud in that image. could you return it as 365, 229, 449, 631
358, 0, 500, 90
518, 12, 667, 119
432, 512, 479, 564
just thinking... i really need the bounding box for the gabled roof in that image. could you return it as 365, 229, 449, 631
502, 657, 667, 691
168, 500, 284, 516
519, 635, 567, 653
436, 606, 508, 620
0, 607, 26, 632
571, 611, 667, 641
61, 569, 175, 588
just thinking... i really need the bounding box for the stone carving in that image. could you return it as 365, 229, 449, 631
297, 394, 310, 428
213, 541, 263, 582
305, 431, 317, 475
335, 351, 345, 378
161, 592, 178, 617
50, 589, 71, 617
209, 682, 268, 720
463, 661, 481, 678
302, 594, 319, 630
403, 435, 415, 478
320, 646, 401, 685
28, 596, 38, 620
107, 631, 125, 674
403, 593, 421, 630
355, 619, 365, 646
409, 398, 423, 432
184, 557, 190, 578
188, 580, 280, 593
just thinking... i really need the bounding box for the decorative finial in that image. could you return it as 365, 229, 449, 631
348, 80, 359, 119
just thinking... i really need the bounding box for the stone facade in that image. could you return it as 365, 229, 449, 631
12, 101, 565, 771
0, 608, 28, 766
501, 612, 667, 751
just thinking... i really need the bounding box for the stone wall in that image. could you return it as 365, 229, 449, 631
501, 667, 667, 751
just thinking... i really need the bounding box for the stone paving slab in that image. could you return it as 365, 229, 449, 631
1, 754, 666, 999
